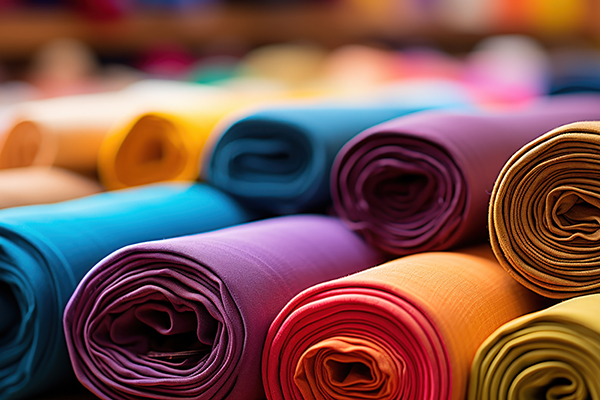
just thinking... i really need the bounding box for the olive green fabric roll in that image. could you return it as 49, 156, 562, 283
469, 293, 600, 400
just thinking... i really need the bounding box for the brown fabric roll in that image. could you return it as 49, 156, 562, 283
0, 166, 103, 209
490, 120, 600, 299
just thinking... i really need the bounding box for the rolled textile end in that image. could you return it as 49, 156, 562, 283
0, 166, 103, 209
469, 293, 600, 400
263, 247, 545, 400
64, 215, 385, 400
490, 120, 600, 299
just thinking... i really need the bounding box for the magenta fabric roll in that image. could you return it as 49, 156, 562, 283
63, 215, 385, 400
332, 94, 600, 255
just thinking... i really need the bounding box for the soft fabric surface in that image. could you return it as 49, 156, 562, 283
204, 103, 432, 214
262, 246, 546, 400
469, 293, 600, 400
490, 120, 600, 299
331, 94, 600, 255
0, 183, 255, 400
63, 215, 384, 400
0, 166, 103, 209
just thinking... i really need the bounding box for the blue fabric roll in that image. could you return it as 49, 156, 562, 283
0, 183, 255, 400
203, 104, 436, 214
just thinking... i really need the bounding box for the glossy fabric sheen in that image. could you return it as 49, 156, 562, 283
0, 183, 255, 400
331, 94, 600, 255
204, 104, 431, 214
64, 215, 385, 400
263, 246, 545, 400
469, 293, 600, 400
490, 120, 600, 299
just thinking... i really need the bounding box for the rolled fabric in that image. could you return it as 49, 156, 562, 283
64, 215, 385, 400
469, 293, 600, 399
0, 166, 103, 209
0, 183, 255, 400
332, 94, 600, 255
263, 246, 546, 400
489, 120, 600, 299
204, 103, 434, 214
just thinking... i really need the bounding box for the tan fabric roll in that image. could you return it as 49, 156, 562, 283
490, 120, 600, 299
0, 166, 102, 209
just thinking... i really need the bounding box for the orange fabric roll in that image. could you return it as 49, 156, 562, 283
263, 246, 546, 400
0, 166, 102, 209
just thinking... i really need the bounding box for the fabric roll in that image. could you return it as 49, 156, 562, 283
0, 166, 103, 209
263, 246, 546, 400
204, 103, 433, 214
63, 215, 385, 400
331, 94, 600, 255
469, 293, 600, 399
0, 183, 255, 400
490, 120, 600, 299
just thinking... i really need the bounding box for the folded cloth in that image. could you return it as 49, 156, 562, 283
63, 215, 385, 400
204, 103, 433, 214
490, 120, 600, 299
469, 293, 600, 399
263, 246, 545, 400
0, 166, 103, 209
331, 94, 600, 255
0, 183, 255, 400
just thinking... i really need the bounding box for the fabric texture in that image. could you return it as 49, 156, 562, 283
0, 166, 103, 209
490, 120, 600, 299
0, 183, 255, 400
262, 246, 546, 400
469, 293, 600, 400
204, 103, 433, 214
63, 215, 385, 400
331, 94, 600, 255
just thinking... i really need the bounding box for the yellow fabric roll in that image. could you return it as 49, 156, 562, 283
469, 293, 600, 399
0, 166, 103, 209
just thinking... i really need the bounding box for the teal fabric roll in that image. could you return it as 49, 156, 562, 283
0, 183, 255, 400
204, 104, 433, 214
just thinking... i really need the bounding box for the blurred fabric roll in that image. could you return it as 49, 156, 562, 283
331, 94, 600, 255
204, 103, 433, 214
63, 215, 384, 400
490, 120, 600, 299
0, 183, 255, 400
263, 246, 545, 400
469, 293, 600, 399
0, 166, 102, 209
0, 80, 227, 176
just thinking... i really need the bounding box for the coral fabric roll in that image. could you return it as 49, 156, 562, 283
0, 166, 102, 209
204, 104, 430, 214
263, 246, 545, 400
0, 183, 255, 400
490, 120, 600, 299
469, 293, 600, 399
63, 215, 385, 400
332, 94, 600, 255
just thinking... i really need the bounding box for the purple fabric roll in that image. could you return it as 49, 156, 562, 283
331, 94, 600, 255
63, 215, 385, 400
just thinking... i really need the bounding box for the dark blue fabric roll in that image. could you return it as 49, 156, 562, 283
0, 183, 255, 400
203, 104, 434, 214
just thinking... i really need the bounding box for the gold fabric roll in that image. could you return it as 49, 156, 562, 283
0, 166, 102, 209
490, 120, 600, 299
469, 293, 600, 400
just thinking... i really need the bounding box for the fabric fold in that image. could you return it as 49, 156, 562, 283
63, 215, 385, 400
469, 293, 600, 400
204, 103, 434, 214
262, 246, 546, 400
490, 120, 600, 299
0, 183, 255, 400
331, 94, 600, 255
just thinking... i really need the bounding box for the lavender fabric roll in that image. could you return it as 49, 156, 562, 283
63, 215, 385, 400
331, 94, 600, 255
